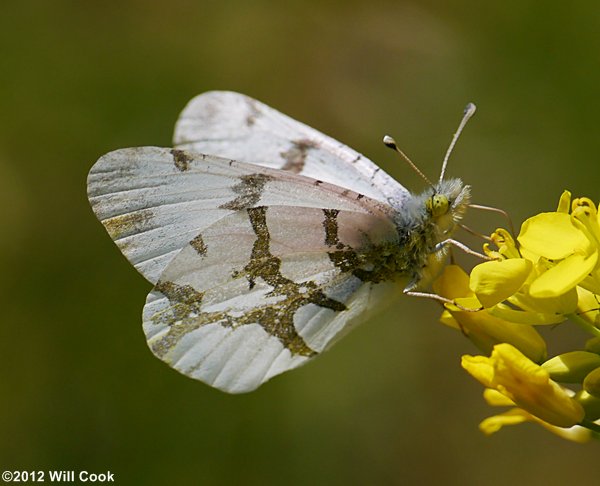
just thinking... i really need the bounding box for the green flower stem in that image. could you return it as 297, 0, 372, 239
569, 313, 600, 338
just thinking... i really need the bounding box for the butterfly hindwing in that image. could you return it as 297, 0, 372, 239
142, 205, 401, 393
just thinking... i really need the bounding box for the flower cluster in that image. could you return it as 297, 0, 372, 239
435, 191, 600, 442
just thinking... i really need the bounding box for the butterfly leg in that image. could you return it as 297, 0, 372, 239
433, 238, 490, 260
403, 288, 483, 312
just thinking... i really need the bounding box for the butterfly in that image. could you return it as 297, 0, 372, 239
87, 91, 474, 393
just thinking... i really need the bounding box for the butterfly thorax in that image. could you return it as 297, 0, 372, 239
390, 177, 471, 289
322, 178, 469, 290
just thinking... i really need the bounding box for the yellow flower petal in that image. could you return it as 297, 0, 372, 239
450, 296, 483, 312
577, 287, 600, 327
483, 388, 515, 406
462, 354, 494, 383
432, 264, 471, 299
509, 285, 578, 316
439, 309, 461, 330
536, 422, 592, 442
434, 265, 546, 360
462, 344, 585, 427
479, 408, 591, 442
579, 273, 600, 295
479, 409, 528, 434
529, 251, 598, 298
518, 212, 589, 259
557, 190, 572, 213
470, 259, 532, 308
453, 307, 547, 361
519, 246, 540, 263
489, 304, 567, 326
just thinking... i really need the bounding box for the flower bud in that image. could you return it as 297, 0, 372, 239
585, 337, 600, 355
541, 351, 600, 383
583, 367, 600, 398
574, 390, 600, 421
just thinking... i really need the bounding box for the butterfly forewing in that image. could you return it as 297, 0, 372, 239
174, 91, 409, 206
87, 146, 393, 284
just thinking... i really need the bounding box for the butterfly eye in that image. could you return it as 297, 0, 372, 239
426, 194, 449, 217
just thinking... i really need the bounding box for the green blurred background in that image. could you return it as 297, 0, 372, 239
2, 1, 599, 484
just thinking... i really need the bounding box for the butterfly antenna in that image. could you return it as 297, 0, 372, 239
383, 135, 435, 190
439, 102, 477, 185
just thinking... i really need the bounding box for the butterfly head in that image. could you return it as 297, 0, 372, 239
426, 193, 449, 217
426, 178, 471, 234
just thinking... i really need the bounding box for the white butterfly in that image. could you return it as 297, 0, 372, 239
87, 91, 473, 393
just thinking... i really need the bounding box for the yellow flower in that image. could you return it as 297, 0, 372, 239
467, 191, 600, 334
470, 227, 577, 326
461, 343, 585, 428
433, 265, 546, 362
478, 389, 592, 443
518, 192, 600, 298
432, 190, 600, 442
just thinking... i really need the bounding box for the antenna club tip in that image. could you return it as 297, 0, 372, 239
383, 135, 397, 148
464, 102, 477, 116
